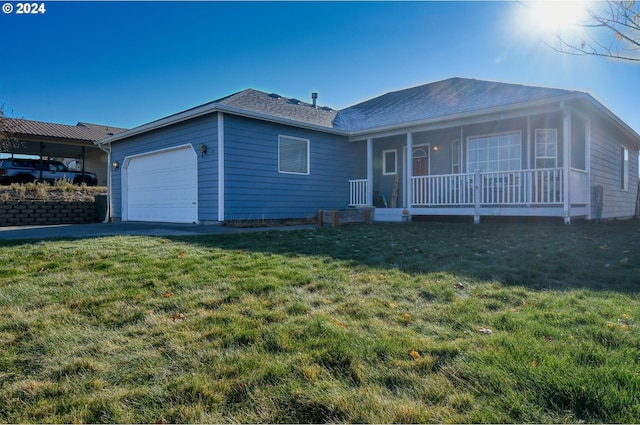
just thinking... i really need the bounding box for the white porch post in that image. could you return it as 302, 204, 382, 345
474, 169, 481, 224
527, 116, 532, 169
561, 103, 571, 224
367, 138, 373, 206
406, 133, 413, 208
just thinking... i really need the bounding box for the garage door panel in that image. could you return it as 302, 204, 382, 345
124, 146, 198, 223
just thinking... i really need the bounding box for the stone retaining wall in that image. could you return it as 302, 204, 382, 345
0, 200, 97, 226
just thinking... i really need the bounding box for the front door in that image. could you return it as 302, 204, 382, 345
412, 147, 429, 204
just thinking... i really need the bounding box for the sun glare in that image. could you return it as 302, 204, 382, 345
527, 1, 589, 35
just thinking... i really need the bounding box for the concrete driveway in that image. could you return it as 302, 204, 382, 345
0, 222, 317, 240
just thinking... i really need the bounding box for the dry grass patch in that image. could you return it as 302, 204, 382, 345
0, 180, 105, 201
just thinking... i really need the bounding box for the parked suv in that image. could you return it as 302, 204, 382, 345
0, 159, 98, 186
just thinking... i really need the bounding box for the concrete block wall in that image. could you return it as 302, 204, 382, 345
0, 200, 97, 226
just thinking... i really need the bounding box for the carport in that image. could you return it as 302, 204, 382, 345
2, 118, 127, 186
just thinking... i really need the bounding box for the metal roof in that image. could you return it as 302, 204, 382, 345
2, 118, 128, 158
6, 118, 127, 142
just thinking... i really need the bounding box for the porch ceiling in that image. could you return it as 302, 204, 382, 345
5, 138, 102, 158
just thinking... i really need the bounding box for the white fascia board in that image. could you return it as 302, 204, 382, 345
96, 104, 345, 146
581, 93, 640, 146
96, 103, 221, 146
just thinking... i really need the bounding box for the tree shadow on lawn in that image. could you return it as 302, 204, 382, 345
167, 219, 640, 295
2, 219, 639, 294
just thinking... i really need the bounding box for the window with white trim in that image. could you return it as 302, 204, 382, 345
278, 135, 309, 175
467, 131, 521, 172
535, 129, 558, 169
621, 146, 629, 191
383, 149, 397, 175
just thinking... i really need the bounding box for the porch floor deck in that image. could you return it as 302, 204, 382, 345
373, 204, 589, 223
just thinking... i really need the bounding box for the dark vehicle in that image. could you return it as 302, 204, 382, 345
0, 159, 98, 186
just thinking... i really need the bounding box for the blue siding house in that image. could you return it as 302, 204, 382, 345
97, 78, 640, 224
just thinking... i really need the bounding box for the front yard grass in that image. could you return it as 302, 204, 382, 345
0, 220, 639, 423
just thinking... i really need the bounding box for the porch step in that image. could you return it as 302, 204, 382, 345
372, 208, 407, 223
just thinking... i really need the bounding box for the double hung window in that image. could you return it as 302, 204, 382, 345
535, 129, 558, 169
278, 136, 309, 175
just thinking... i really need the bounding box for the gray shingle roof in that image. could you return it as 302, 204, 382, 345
99, 77, 598, 145
6, 118, 127, 142
334, 77, 578, 132
210, 78, 578, 132
214, 89, 338, 128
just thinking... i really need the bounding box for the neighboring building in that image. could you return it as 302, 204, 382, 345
97, 78, 640, 224
3, 118, 127, 186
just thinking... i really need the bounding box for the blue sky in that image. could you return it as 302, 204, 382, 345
1, 1, 639, 135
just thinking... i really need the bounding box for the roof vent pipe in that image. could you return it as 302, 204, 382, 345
311, 92, 318, 108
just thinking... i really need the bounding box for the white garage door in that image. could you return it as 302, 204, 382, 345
123, 145, 198, 223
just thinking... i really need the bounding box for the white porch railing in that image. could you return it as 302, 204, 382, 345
412, 173, 476, 205
411, 168, 565, 206
348, 168, 585, 209
349, 179, 368, 207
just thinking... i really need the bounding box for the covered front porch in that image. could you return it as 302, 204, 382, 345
347, 104, 591, 223
350, 166, 589, 223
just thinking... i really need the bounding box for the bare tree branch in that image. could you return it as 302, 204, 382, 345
0, 104, 23, 152
524, 0, 640, 62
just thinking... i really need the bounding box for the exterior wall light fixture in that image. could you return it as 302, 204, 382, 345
200, 143, 207, 157
433, 145, 439, 152
113, 161, 119, 170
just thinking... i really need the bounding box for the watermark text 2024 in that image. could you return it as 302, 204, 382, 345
2, 3, 47, 14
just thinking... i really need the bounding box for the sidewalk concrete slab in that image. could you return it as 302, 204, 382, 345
0, 222, 317, 241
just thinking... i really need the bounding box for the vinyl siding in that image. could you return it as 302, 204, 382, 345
414, 127, 461, 176
372, 135, 406, 207
589, 117, 639, 220
109, 114, 218, 221
223, 115, 364, 220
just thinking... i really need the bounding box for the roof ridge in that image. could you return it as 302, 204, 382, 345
211, 88, 256, 103
217, 88, 333, 111
378, 77, 580, 98
76, 121, 128, 132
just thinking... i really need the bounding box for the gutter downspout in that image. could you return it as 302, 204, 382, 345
97, 142, 112, 223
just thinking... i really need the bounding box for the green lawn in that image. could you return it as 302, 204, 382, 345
1, 220, 639, 423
